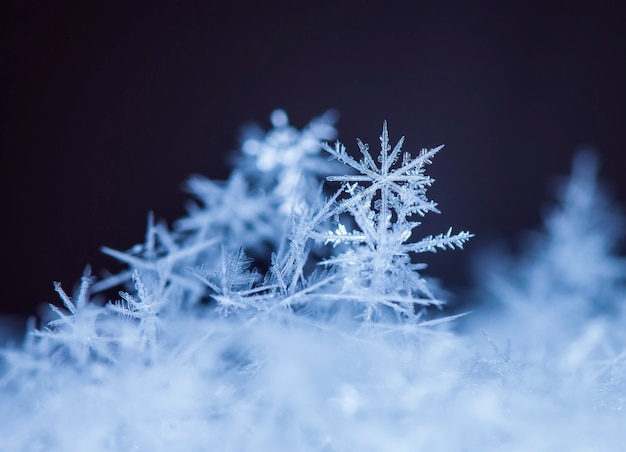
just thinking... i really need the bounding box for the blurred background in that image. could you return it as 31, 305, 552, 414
2, 1, 625, 327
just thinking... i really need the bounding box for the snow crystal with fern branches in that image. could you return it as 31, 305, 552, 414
1, 111, 625, 451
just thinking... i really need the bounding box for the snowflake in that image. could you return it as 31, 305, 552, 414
317, 122, 472, 322
239, 109, 341, 214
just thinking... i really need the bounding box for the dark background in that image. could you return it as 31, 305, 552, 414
2, 1, 625, 322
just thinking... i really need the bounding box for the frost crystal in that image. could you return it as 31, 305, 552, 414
239, 108, 340, 214
478, 151, 626, 333
0, 111, 492, 451
317, 122, 472, 322
3, 111, 625, 450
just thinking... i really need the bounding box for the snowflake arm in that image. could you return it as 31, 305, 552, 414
406, 228, 474, 253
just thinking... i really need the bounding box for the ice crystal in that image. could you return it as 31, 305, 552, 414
317, 122, 472, 322
239, 108, 340, 215
7, 111, 625, 450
